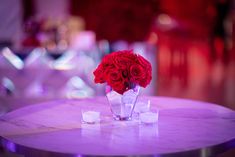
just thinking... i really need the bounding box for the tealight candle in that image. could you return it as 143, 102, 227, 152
82, 111, 100, 124
139, 112, 158, 124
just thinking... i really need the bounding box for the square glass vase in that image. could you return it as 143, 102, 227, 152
106, 85, 140, 121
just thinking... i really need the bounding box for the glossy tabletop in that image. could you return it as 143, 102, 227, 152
1, 96, 235, 157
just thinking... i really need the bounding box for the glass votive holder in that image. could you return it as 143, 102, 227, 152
134, 98, 150, 113
139, 111, 159, 124
82, 111, 100, 124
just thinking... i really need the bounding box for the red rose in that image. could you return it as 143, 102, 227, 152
137, 55, 151, 69
106, 70, 126, 94
129, 64, 145, 82
112, 51, 136, 70
93, 50, 152, 94
101, 55, 116, 69
93, 64, 105, 83
136, 55, 152, 87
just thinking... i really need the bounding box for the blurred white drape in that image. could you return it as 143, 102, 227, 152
0, 0, 22, 49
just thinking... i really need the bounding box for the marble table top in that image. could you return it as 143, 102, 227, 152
1, 96, 235, 157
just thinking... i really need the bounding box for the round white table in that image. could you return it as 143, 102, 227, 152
0, 96, 235, 157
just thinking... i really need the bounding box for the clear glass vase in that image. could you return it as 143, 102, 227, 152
106, 85, 140, 121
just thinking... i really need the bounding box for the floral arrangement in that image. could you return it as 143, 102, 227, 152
93, 50, 152, 94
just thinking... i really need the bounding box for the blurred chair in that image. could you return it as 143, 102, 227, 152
1, 47, 24, 70
24, 48, 52, 97
1, 77, 15, 96
0, 47, 23, 96
42, 48, 99, 98
62, 76, 95, 98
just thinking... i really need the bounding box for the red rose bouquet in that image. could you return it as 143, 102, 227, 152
93, 50, 152, 94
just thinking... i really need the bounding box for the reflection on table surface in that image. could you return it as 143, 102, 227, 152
1, 96, 235, 157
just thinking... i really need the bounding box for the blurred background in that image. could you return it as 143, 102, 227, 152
0, 0, 234, 114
